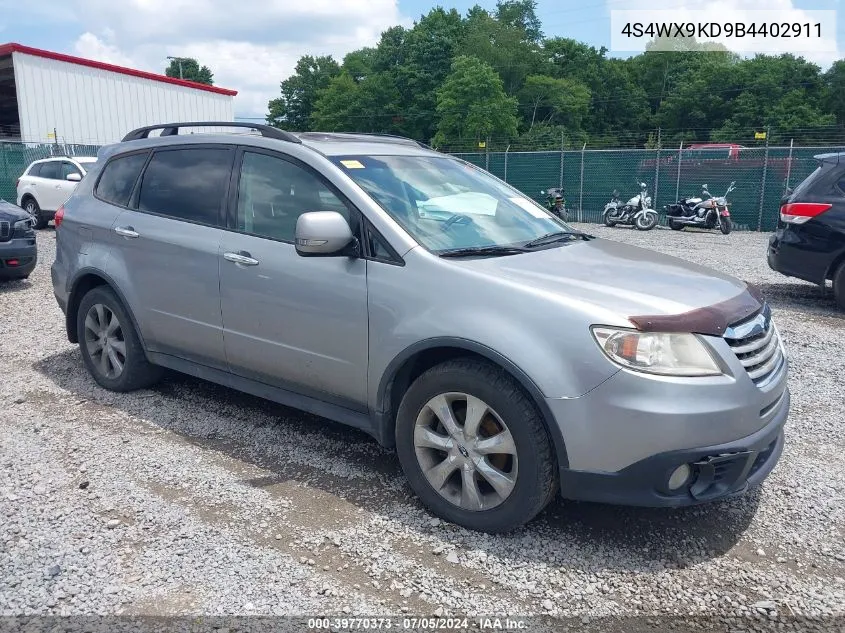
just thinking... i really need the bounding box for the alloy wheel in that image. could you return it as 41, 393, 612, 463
413, 392, 518, 511
83, 303, 127, 379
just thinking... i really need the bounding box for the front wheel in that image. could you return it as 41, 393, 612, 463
719, 217, 732, 234
395, 358, 557, 533
635, 212, 658, 231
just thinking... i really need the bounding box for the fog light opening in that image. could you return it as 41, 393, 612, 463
667, 464, 692, 491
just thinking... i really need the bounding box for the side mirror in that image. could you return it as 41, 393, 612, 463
66, 173, 82, 182
295, 211, 356, 257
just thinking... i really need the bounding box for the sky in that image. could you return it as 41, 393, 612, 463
0, 0, 842, 120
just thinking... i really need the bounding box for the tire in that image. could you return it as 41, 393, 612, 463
668, 219, 684, 231
395, 358, 558, 533
23, 197, 47, 230
603, 213, 617, 227
76, 285, 163, 392
833, 262, 845, 312
719, 217, 732, 235
635, 212, 658, 231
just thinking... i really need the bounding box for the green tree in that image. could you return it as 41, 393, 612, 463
495, 0, 543, 43
459, 5, 542, 95
824, 60, 845, 125
518, 74, 590, 132
266, 55, 340, 131
312, 73, 401, 133
434, 56, 519, 147
165, 58, 214, 85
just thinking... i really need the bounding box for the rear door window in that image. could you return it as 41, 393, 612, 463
95, 152, 149, 207
28, 163, 42, 177
38, 162, 61, 180
138, 147, 234, 226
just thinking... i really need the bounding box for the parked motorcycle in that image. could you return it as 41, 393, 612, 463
541, 188, 568, 220
602, 182, 658, 231
664, 181, 735, 234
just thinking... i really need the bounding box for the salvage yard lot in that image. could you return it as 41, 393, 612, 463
1, 226, 843, 626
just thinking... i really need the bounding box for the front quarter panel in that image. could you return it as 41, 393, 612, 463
367, 247, 623, 411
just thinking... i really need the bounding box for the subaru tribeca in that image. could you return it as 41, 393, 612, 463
52, 122, 789, 532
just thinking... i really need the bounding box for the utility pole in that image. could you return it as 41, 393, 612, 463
166, 56, 185, 79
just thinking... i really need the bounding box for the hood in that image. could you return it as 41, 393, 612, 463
0, 199, 30, 223
462, 238, 760, 335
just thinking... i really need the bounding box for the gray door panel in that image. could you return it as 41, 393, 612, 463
219, 148, 368, 408
111, 210, 226, 368
219, 235, 369, 408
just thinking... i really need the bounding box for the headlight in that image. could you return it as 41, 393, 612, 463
12, 218, 34, 237
591, 327, 722, 376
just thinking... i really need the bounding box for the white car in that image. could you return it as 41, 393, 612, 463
17, 156, 98, 229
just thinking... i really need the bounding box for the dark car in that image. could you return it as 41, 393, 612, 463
0, 199, 37, 280
768, 152, 845, 310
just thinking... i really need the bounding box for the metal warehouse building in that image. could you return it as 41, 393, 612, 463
0, 43, 237, 145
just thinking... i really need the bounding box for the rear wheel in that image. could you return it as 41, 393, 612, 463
77, 286, 163, 391
23, 198, 47, 230
833, 262, 845, 311
719, 217, 732, 234
603, 212, 617, 227
668, 219, 684, 231
395, 358, 557, 533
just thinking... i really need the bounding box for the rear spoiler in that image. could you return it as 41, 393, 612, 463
813, 152, 843, 165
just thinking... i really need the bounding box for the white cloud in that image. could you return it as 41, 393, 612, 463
608, 0, 842, 67
59, 0, 405, 118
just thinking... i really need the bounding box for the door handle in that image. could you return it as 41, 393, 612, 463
223, 251, 259, 266
114, 226, 140, 239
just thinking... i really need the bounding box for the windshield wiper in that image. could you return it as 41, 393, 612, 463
439, 245, 529, 258
523, 230, 594, 249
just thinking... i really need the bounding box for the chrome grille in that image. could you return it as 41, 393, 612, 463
0, 220, 10, 242
724, 305, 784, 386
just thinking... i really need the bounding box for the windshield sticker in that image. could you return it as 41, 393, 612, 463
509, 197, 549, 219
340, 160, 365, 169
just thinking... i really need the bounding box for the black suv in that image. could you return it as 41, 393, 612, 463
768, 152, 845, 310
0, 199, 37, 280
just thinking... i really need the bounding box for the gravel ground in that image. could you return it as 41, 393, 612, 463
1, 226, 843, 630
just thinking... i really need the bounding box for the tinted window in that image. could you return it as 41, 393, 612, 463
39, 162, 61, 180
236, 151, 349, 242
138, 148, 232, 225
61, 162, 81, 179
96, 153, 148, 207
28, 163, 42, 177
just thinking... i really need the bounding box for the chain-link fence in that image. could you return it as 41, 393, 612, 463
453, 145, 845, 232
1, 139, 841, 232
0, 142, 101, 202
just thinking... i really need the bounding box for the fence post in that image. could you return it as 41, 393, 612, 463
485, 136, 490, 172
559, 131, 564, 190
756, 126, 771, 231
675, 141, 683, 202
653, 127, 661, 209
784, 138, 794, 192
579, 142, 586, 223
504, 144, 510, 183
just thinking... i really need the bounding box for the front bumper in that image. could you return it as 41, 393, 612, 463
558, 390, 787, 507
0, 240, 37, 278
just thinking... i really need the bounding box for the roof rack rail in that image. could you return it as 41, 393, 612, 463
121, 122, 302, 144
362, 133, 431, 149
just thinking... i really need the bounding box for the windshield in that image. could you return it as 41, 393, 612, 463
331, 155, 572, 252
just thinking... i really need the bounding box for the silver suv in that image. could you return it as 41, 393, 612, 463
52, 122, 789, 532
